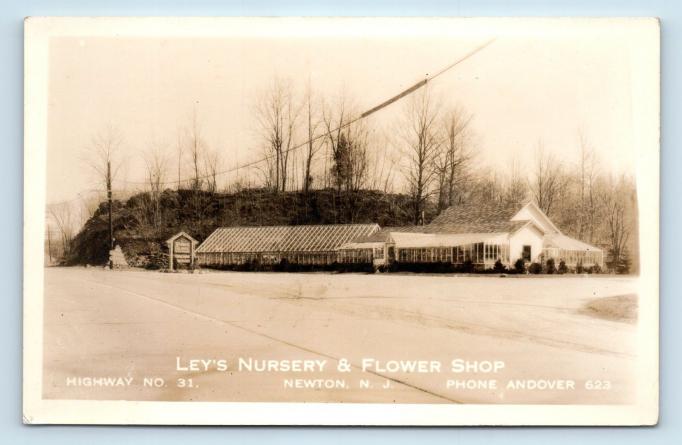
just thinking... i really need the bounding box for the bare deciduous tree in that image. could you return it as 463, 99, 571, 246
175, 130, 184, 190
256, 77, 300, 193
321, 94, 371, 193
600, 175, 632, 271
321, 94, 349, 191
577, 133, 600, 242
204, 148, 222, 194
529, 143, 565, 217
185, 110, 205, 191
503, 157, 528, 207
434, 107, 473, 211
84, 124, 125, 252
345, 122, 370, 192
143, 142, 169, 228
368, 134, 398, 193
302, 82, 323, 194
48, 202, 77, 261
85, 125, 124, 190
468, 168, 505, 205
399, 88, 441, 224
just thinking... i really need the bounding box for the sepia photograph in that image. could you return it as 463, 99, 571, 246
23, 17, 659, 425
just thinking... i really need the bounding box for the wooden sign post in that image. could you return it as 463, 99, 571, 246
166, 232, 198, 271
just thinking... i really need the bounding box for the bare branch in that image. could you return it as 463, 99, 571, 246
398, 86, 442, 224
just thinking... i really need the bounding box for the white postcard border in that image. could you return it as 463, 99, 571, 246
23, 17, 660, 426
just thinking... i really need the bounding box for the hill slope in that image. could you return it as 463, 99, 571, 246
68, 188, 426, 267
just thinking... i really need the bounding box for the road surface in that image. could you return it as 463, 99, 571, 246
43, 268, 638, 404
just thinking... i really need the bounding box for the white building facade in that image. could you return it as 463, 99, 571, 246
338, 202, 604, 270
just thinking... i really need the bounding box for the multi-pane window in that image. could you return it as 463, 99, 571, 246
485, 244, 500, 260
338, 249, 372, 263
395, 247, 456, 263
555, 249, 602, 267
454, 246, 465, 263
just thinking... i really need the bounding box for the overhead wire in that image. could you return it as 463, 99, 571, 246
115, 37, 496, 188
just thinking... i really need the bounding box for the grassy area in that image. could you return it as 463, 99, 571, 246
581, 294, 638, 324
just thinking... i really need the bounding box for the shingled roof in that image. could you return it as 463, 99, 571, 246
196, 224, 380, 254
428, 202, 523, 233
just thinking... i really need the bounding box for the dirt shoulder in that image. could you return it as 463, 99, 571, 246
580, 294, 638, 324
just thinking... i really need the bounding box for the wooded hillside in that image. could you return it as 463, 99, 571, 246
67, 188, 427, 267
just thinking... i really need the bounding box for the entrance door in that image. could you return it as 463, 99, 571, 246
522, 245, 532, 262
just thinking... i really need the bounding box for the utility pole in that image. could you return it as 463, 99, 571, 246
107, 160, 113, 269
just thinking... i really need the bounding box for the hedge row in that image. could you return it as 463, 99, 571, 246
194, 258, 604, 274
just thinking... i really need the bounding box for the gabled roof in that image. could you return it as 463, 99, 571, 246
509, 219, 546, 237
196, 224, 380, 254
510, 201, 562, 235
428, 201, 522, 233
507, 220, 530, 233
166, 231, 198, 245
427, 201, 564, 235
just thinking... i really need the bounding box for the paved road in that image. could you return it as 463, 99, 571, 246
43, 268, 638, 404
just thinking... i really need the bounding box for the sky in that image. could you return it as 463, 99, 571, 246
45, 19, 642, 205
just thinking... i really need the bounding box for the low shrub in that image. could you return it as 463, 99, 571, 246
333, 262, 375, 273
460, 259, 475, 273
202, 259, 360, 273
544, 258, 556, 274
513, 258, 526, 274
391, 261, 456, 273
528, 262, 542, 274
493, 259, 507, 273
558, 260, 568, 274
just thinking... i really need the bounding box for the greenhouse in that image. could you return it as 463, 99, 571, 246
195, 224, 380, 267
